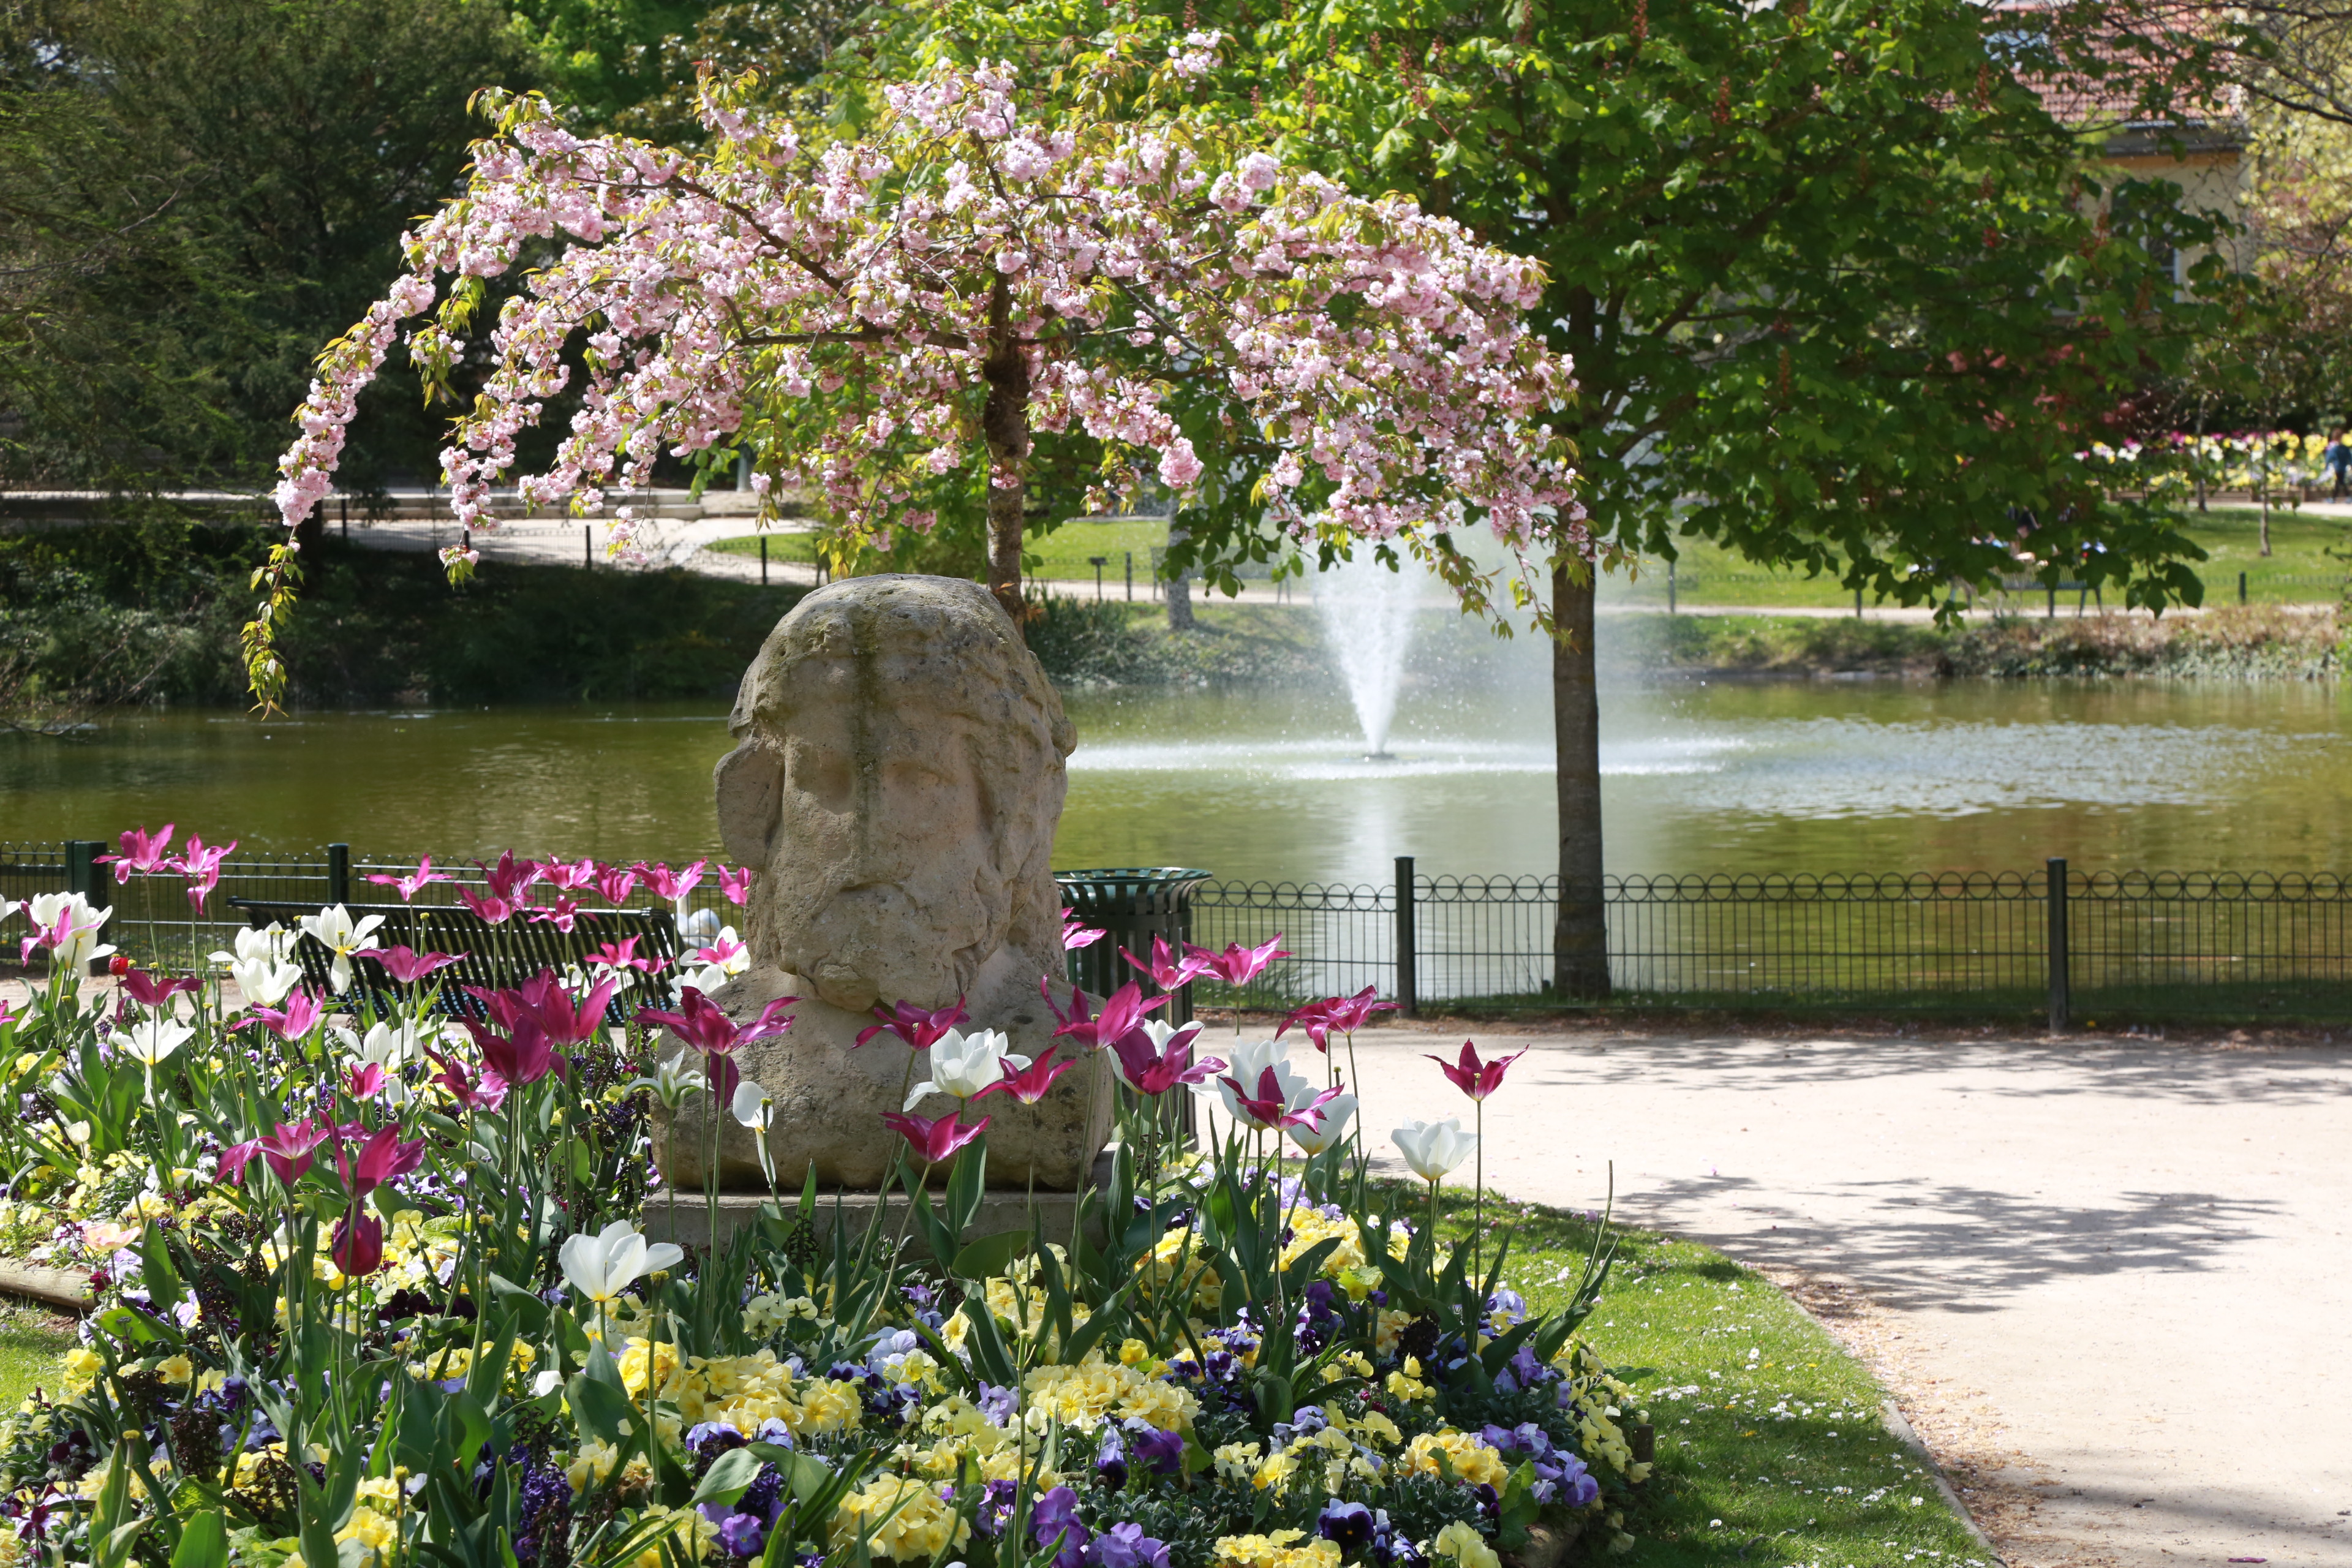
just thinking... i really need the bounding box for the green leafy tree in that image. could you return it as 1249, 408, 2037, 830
0, 0, 527, 499
824, 0, 2237, 996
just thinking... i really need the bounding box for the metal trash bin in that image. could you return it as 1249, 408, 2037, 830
1054, 867, 1213, 1024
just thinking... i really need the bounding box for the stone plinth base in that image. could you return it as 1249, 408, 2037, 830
641, 1152, 1115, 1262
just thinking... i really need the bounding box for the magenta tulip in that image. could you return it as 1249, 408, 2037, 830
856, 996, 970, 1050
881, 1110, 989, 1164
1427, 1039, 1526, 1102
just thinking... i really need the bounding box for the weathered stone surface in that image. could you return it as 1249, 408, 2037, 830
660, 575, 1108, 1191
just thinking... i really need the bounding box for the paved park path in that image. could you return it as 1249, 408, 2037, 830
1329, 1019, 2352, 1568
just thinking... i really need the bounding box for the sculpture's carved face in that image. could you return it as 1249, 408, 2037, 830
715, 577, 1071, 1015
766, 655, 1001, 1011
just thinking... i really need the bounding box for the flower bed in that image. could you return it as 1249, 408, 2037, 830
0, 848, 1648, 1568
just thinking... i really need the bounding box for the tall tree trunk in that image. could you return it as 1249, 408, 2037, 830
1166, 520, 1196, 630
981, 275, 1029, 628
1551, 559, 1609, 1000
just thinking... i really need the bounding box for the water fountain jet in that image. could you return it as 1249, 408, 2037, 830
1315, 551, 1423, 759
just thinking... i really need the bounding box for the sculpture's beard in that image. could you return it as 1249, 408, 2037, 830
775, 881, 995, 1014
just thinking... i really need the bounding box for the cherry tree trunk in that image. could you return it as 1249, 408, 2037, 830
981, 276, 1030, 628
1551, 559, 1610, 1000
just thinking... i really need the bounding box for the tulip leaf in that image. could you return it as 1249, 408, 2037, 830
567, 1371, 636, 1447
690, 1446, 765, 1506
945, 1232, 1030, 1278
169, 1513, 227, 1568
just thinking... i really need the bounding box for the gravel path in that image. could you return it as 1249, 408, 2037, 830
1326, 1019, 2352, 1568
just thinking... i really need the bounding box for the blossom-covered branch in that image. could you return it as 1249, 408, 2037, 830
256, 46, 1582, 701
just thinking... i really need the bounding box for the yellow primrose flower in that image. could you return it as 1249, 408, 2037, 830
1433, 1521, 1501, 1568
832, 1476, 970, 1560
1401, 1431, 1509, 1488
1214, 1531, 1341, 1568
155, 1355, 192, 1385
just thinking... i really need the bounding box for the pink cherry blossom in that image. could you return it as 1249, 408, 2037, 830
251, 53, 1583, 692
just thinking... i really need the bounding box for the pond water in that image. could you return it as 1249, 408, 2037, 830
7, 636, 2351, 886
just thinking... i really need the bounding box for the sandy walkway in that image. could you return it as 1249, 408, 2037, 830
1328, 1020, 2352, 1568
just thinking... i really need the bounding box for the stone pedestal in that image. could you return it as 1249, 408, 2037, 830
641, 1152, 1116, 1262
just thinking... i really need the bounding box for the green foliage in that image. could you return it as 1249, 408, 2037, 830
0, 519, 807, 714
0, 0, 529, 496
824, 0, 2244, 611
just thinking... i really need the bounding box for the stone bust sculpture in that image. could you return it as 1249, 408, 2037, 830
662, 575, 1108, 1191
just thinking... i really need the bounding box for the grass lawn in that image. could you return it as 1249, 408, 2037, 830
0, 1300, 74, 1409
1402, 1182, 1992, 1568
1594, 505, 2352, 613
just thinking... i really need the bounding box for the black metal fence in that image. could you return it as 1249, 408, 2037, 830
14, 839, 2352, 1022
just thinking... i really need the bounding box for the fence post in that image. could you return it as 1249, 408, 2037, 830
2046, 856, 2070, 1032
327, 843, 352, 908
1394, 855, 1418, 1017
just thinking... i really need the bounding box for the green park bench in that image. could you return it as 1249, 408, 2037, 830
226, 897, 684, 1022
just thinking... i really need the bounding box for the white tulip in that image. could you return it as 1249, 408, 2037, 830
210, 924, 290, 968
229, 956, 304, 1009
558, 1220, 685, 1305
628, 1054, 708, 1110
298, 904, 385, 994
355, 1018, 426, 1073
24, 892, 115, 970
731, 1079, 778, 1186
1287, 1091, 1357, 1155
117, 1017, 192, 1067
1392, 1118, 1477, 1183
903, 1028, 1030, 1113
1207, 1042, 1319, 1128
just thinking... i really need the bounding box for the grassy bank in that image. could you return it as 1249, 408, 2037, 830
1621, 605, 2343, 679
1408, 1182, 1992, 1568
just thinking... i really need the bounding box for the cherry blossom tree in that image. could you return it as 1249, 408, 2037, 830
252, 43, 1584, 701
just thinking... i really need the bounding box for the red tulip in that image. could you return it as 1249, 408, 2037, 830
331, 1210, 385, 1276
880, 1110, 989, 1163
1426, 1039, 1526, 1102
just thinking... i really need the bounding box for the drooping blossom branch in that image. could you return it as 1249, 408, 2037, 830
254, 47, 1582, 701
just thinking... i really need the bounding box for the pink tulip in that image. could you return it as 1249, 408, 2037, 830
345, 1063, 386, 1099
717, 865, 753, 905
364, 946, 464, 984
526, 893, 584, 933
1426, 1039, 1526, 1102
366, 856, 450, 902
1122, 935, 1213, 992
477, 851, 541, 903
638, 859, 706, 903
462, 1016, 560, 1087
976, 1050, 1076, 1105
537, 856, 600, 893
856, 996, 969, 1050
336, 1124, 426, 1198
116, 965, 200, 1010
881, 1110, 990, 1164
1046, 979, 1166, 1051
586, 936, 662, 973
1109, 1024, 1224, 1096
1278, 985, 1398, 1054
173, 836, 235, 912
592, 862, 640, 907
428, 1048, 507, 1112
1185, 935, 1289, 987
638, 989, 797, 1055
239, 989, 326, 1041
1218, 1067, 1344, 1133
457, 888, 519, 925
1060, 909, 1108, 951
258, 1119, 330, 1183
94, 824, 173, 883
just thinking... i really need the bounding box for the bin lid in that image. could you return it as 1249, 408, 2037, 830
1054, 867, 1213, 913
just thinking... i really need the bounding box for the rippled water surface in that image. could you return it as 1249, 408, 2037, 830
7, 662, 2350, 886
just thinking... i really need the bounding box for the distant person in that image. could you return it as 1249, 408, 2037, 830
2327, 428, 2351, 498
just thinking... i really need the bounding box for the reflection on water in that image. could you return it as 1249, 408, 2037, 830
5, 673, 2350, 887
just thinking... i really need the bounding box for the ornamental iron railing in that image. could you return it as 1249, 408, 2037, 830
13, 840, 2352, 1022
